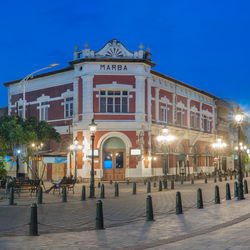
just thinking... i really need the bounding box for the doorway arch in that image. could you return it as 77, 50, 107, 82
102, 137, 126, 181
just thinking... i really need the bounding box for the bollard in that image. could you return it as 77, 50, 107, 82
37, 187, 43, 204
147, 181, 151, 193
110, 180, 113, 185
29, 203, 38, 236
234, 174, 237, 180
95, 200, 104, 230
153, 182, 156, 188
146, 195, 154, 221
163, 179, 168, 189
144, 179, 146, 185
8, 187, 15, 205
181, 178, 184, 185
219, 176, 222, 182
205, 178, 207, 184
214, 177, 217, 183
100, 184, 105, 198
98, 182, 101, 188
62, 186, 67, 202
214, 185, 220, 204
132, 182, 136, 195
230, 173, 232, 180
171, 179, 174, 189
158, 180, 162, 191
191, 178, 194, 185
246, 172, 249, 178
115, 182, 119, 197
126, 179, 129, 185
81, 185, 86, 201
244, 180, 248, 194
226, 183, 231, 200
224, 176, 227, 181
176, 192, 183, 214
197, 188, 203, 209
234, 182, 238, 198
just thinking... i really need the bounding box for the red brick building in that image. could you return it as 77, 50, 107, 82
4, 39, 218, 181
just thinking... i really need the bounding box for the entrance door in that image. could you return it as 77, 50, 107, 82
102, 137, 126, 181
103, 150, 125, 181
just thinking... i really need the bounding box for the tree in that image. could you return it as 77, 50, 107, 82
0, 115, 60, 178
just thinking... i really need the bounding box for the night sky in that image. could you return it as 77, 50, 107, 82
1, 0, 250, 111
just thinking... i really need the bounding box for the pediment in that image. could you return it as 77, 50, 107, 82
95, 39, 134, 58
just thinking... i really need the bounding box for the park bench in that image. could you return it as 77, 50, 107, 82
15, 180, 40, 197
51, 179, 76, 195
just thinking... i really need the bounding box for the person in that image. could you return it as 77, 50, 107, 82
45, 176, 66, 193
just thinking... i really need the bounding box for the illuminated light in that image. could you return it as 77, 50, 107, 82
70, 145, 76, 150
153, 157, 157, 160
235, 114, 244, 123
148, 156, 152, 161
89, 118, 97, 135
17, 149, 21, 154
77, 144, 83, 150
31, 143, 35, 147
162, 128, 168, 134
40, 143, 44, 147
235, 146, 239, 151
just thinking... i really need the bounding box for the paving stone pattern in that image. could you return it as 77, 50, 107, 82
0, 177, 246, 236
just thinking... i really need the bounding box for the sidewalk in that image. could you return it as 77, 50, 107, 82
1, 190, 250, 249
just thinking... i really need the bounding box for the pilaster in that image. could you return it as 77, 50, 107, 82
135, 76, 146, 122
155, 87, 160, 122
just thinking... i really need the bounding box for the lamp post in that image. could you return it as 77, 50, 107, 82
19, 63, 59, 120
89, 119, 97, 198
157, 127, 175, 183
16, 149, 21, 178
212, 138, 227, 177
70, 138, 83, 180
234, 112, 246, 200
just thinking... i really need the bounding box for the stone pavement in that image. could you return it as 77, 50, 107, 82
0, 177, 249, 249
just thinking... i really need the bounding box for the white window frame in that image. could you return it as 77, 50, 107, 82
40, 101, 49, 121
99, 90, 129, 113
17, 105, 23, 118
203, 115, 210, 132
161, 103, 167, 123
176, 108, 184, 126
191, 112, 199, 129
64, 97, 74, 118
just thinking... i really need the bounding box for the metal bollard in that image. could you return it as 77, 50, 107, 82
234, 182, 238, 198
171, 179, 174, 189
115, 182, 119, 197
214, 177, 217, 183
204, 178, 207, 184
163, 179, 168, 189
191, 178, 194, 185
62, 186, 67, 202
95, 200, 104, 230
158, 180, 162, 191
197, 188, 203, 209
81, 185, 86, 201
244, 180, 248, 194
110, 180, 113, 185
100, 184, 105, 199
246, 172, 249, 178
146, 195, 154, 221
147, 181, 151, 193
8, 187, 15, 205
219, 176, 222, 182
226, 183, 231, 200
181, 178, 184, 185
126, 179, 129, 185
234, 174, 237, 180
176, 192, 183, 214
132, 182, 136, 195
98, 182, 101, 188
153, 182, 156, 188
37, 187, 43, 204
215, 185, 220, 204
230, 174, 232, 180
29, 203, 38, 236
144, 179, 146, 185
224, 176, 227, 181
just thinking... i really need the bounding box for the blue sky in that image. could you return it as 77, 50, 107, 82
0, 0, 250, 110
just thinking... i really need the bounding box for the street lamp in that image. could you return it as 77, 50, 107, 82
70, 138, 83, 180
157, 127, 175, 184
234, 111, 245, 200
31, 142, 44, 179
89, 118, 97, 198
19, 63, 59, 120
212, 138, 227, 176
16, 149, 21, 178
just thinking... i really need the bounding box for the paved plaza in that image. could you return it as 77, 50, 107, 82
0, 177, 250, 249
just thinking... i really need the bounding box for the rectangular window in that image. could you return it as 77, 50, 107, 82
65, 97, 73, 118
161, 104, 167, 122
203, 116, 210, 132
99, 90, 129, 113
40, 102, 49, 121
177, 108, 183, 126
191, 112, 199, 129
18, 105, 23, 118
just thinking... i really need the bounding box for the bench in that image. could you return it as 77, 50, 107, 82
15, 180, 39, 197
51, 180, 76, 195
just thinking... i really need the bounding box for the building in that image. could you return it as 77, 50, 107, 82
3, 39, 219, 181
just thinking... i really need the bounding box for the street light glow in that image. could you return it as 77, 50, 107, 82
235, 114, 244, 123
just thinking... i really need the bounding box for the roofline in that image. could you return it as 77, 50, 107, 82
69, 58, 156, 67
2, 66, 74, 86
151, 70, 218, 100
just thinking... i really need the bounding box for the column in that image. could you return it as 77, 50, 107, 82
200, 102, 203, 131
73, 77, 79, 122
82, 75, 94, 122
135, 76, 146, 122
155, 87, 160, 122
172, 93, 176, 124
187, 99, 190, 128
147, 78, 152, 123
